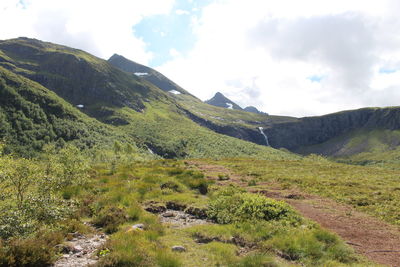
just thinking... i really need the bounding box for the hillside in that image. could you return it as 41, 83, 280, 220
108, 54, 191, 95
0, 37, 294, 160
107, 52, 400, 158
0, 66, 135, 156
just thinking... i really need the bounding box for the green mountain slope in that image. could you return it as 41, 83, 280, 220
0, 66, 133, 156
107, 52, 400, 158
108, 53, 191, 95
0, 37, 296, 160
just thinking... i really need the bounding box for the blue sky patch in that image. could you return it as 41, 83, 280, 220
307, 75, 324, 83
134, 0, 211, 67
379, 67, 398, 74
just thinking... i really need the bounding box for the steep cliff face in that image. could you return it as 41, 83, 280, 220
185, 106, 400, 156
0, 38, 160, 114
108, 54, 191, 95
266, 107, 400, 151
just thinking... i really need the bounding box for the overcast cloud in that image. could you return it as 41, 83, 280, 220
1, 0, 400, 117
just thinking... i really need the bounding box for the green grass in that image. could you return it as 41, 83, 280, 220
82, 160, 371, 266
208, 157, 400, 226
175, 93, 298, 129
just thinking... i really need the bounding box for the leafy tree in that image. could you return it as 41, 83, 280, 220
0, 156, 41, 208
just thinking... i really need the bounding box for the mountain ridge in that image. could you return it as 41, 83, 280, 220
205, 92, 243, 110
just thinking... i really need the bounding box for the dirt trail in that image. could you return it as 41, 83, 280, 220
189, 160, 400, 267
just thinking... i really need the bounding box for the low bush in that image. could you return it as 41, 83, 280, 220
207, 187, 301, 224
0, 236, 58, 267
217, 174, 230, 181
267, 227, 357, 264
93, 206, 128, 234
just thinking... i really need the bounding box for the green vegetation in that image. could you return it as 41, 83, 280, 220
1, 37, 397, 266
0, 66, 139, 157
207, 186, 301, 224
209, 157, 400, 226
0, 155, 372, 266
175, 93, 298, 129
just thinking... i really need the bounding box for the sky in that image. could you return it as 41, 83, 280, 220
1, 0, 400, 117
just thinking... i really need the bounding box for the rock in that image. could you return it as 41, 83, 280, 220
172, 246, 186, 252
163, 212, 175, 217
166, 202, 187, 211
132, 224, 145, 230
73, 245, 84, 253
285, 193, 303, 199
145, 203, 167, 213
185, 207, 208, 219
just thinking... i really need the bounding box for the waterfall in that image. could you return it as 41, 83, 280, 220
258, 127, 270, 146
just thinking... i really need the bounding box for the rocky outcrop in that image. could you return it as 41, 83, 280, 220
183, 108, 266, 145
185, 106, 400, 155
266, 107, 400, 150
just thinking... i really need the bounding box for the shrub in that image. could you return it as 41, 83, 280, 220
217, 174, 230, 181
97, 232, 154, 267
0, 237, 57, 267
207, 188, 301, 224
93, 206, 128, 234
176, 171, 209, 195
247, 180, 257, 186
160, 181, 183, 192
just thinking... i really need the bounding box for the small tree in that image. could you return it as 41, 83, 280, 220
0, 157, 40, 208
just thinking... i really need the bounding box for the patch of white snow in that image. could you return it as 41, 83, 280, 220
169, 90, 181, 95
226, 103, 233, 109
76, 104, 84, 108
134, 72, 149, 76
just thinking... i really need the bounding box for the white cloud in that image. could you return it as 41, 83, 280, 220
175, 9, 190, 15
2, 0, 400, 117
0, 0, 175, 64
157, 0, 400, 117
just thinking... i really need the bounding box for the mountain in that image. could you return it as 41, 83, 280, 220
205, 92, 243, 110
108, 54, 191, 95
0, 37, 292, 160
244, 105, 268, 115
3, 37, 400, 162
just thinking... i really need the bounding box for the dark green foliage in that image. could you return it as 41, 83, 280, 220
93, 206, 128, 234
175, 170, 209, 195
0, 67, 135, 156
0, 235, 60, 267
208, 187, 301, 224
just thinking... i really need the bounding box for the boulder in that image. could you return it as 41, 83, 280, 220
172, 246, 186, 252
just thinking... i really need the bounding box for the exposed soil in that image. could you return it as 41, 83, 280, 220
189, 160, 400, 267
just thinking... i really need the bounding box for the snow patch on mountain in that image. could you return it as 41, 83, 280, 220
169, 90, 181, 95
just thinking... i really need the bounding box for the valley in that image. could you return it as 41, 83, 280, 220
0, 37, 400, 266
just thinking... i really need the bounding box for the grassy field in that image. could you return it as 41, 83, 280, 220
0, 157, 375, 266
82, 160, 373, 266
206, 157, 400, 226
